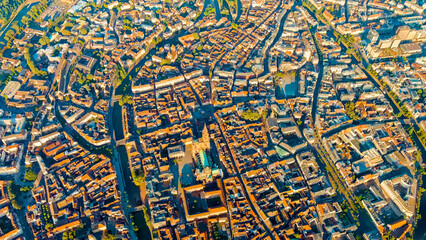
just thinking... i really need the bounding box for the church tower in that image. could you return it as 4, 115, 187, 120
192, 124, 210, 157
201, 124, 210, 151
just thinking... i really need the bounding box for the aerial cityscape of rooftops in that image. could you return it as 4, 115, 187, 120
1, 0, 426, 239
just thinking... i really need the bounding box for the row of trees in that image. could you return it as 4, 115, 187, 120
4, 22, 22, 42
373, 73, 414, 119
142, 205, 152, 228
1, 0, 49, 48
7, 181, 21, 209
303, 0, 327, 23
334, 31, 361, 61
113, 65, 126, 86
416, 129, 426, 146
0, 0, 25, 22
314, 134, 361, 225
130, 213, 139, 232
396, 102, 413, 119
211, 223, 227, 240
387, 87, 414, 119
366, 64, 378, 78
0, 71, 15, 89
42, 204, 53, 230
150, 36, 163, 46
407, 125, 426, 149
22, 0, 49, 25
24, 47, 47, 76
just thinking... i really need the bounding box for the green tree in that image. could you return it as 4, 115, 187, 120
240, 109, 260, 121
103, 234, 117, 240
11, 200, 21, 209
62, 29, 71, 36
39, 36, 50, 46
143, 206, 152, 227
79, 28, 88, 35
220, 9, 229, 15
192, 32, 199, 40
0, 0, 25, 22
212, 223, 227, 240
345, 102, 361, 120
4, 29, 15, 41
160, 59, 171, 66
7, 181, 21, 209
25, 169, 37, 182
119, 95, 133, 106
45, 223, 53, 231
68, 231, 75, 240
24, 47, 47, 76
131, 169, 145, 186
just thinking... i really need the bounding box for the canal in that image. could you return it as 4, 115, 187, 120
116, 143, 152, 240
112, 102, 125, 140
133, 210, 153, 240
412, 130, 426, 240
116, 145, 141, 207
112, 101, 149, 239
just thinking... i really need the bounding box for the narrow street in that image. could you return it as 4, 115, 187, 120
214, 114, 276, 239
